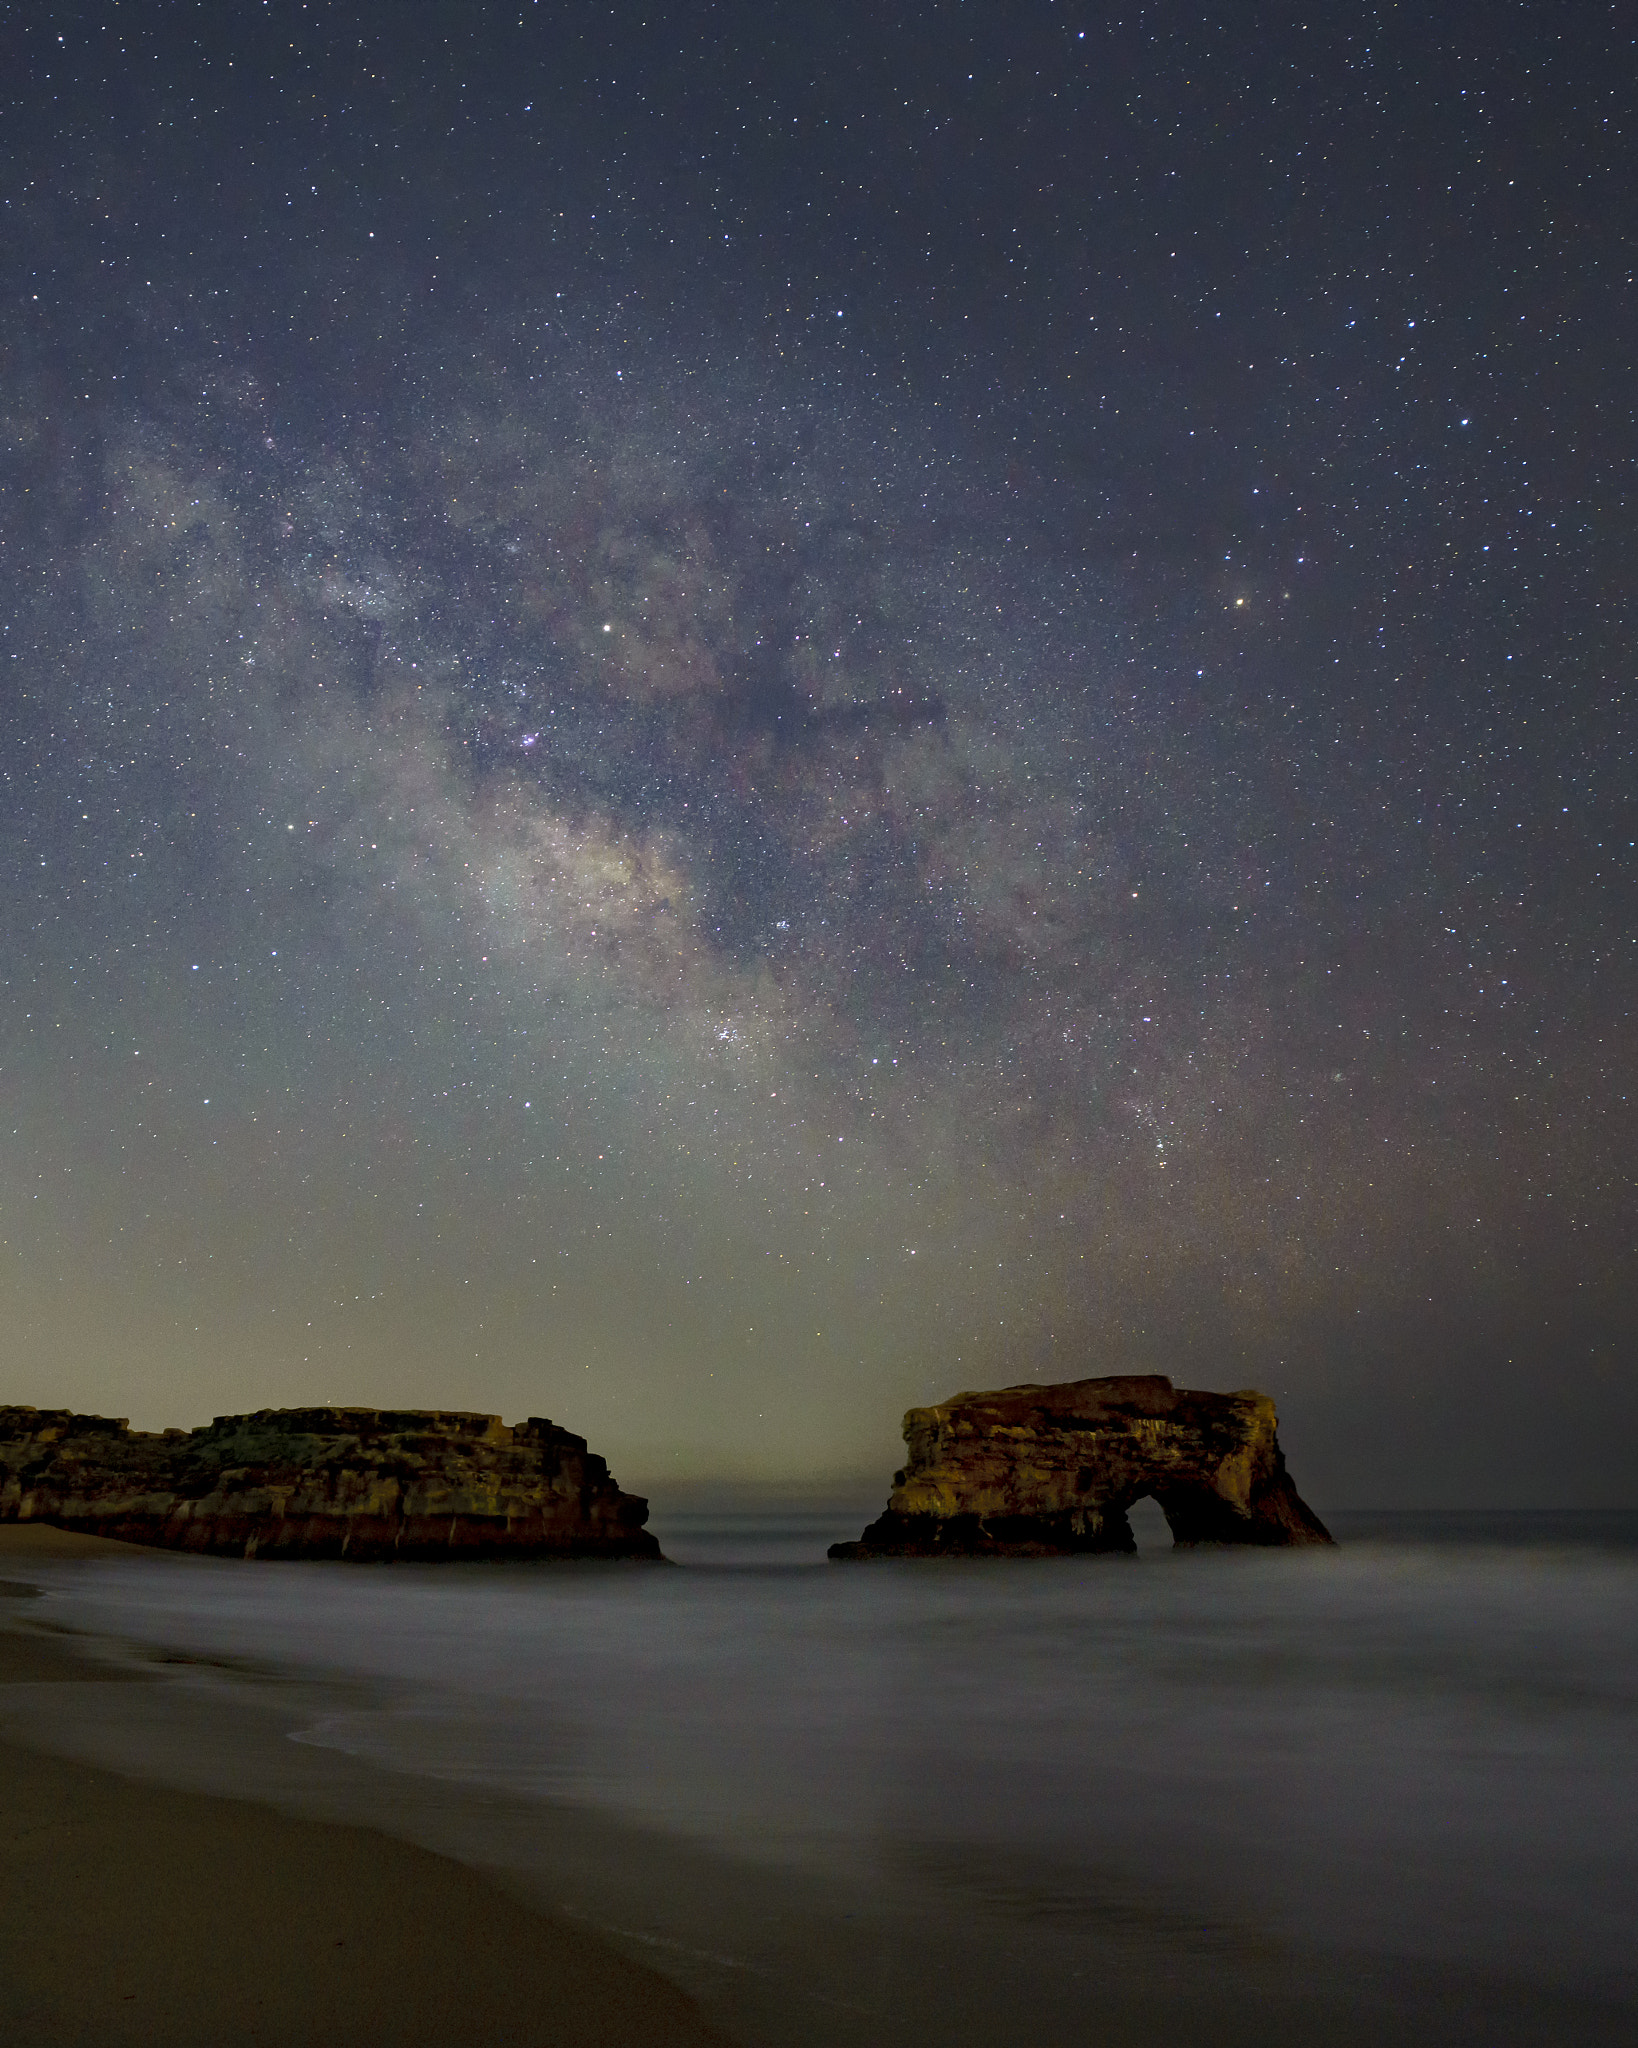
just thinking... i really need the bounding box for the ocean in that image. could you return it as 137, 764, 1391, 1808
4, 1505, 1635, 2046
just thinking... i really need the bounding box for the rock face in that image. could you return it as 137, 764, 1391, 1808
0, 1405, 664, 1561
829, 1375, 1331, 1558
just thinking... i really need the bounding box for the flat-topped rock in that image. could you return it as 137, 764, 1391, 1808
829, 1374, 1331, 1557
0, 1405, 663, 1561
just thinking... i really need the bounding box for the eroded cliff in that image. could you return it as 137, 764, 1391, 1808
830, 1374, 1331, 1557
0, 1405, 663, 1561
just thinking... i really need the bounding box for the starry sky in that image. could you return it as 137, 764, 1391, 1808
1, 2, 1632, 1503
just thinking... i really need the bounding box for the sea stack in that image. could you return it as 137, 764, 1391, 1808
830, 1374, 1331, 1557
0, 1405, 664, 1561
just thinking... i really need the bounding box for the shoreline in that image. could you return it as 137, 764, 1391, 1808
0, 1532, 951, 2048
4, 1527, 1634, 2048
0, 1551, 722, 2048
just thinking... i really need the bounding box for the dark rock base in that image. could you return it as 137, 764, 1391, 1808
829, 1508, 1138, 1560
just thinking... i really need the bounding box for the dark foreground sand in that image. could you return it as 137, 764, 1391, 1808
6, 1526, 1634, 2048
0, 1531, 721, 2048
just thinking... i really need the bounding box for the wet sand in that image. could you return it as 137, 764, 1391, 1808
5, 1525, 1633, 2048
0, 1534, 721, 2048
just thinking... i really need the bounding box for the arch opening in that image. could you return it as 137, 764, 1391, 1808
1127, 1492, 1173, 1553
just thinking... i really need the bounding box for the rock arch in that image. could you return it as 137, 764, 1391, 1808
830, 1375, 1331, 1558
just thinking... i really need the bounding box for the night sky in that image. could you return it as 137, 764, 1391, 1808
2, 2, 1632, 1503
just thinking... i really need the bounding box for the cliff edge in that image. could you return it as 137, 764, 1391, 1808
829, 1375, 1331, 1557
0, 1405, 664, 1561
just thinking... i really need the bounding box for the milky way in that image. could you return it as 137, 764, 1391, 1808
2, 6, 1632, 1497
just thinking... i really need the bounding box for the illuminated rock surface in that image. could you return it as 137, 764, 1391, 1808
830, 1374, 1331, 1557
0, 1405, 663, 1561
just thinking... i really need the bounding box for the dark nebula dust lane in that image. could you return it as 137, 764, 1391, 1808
0, 4, 1632, 1499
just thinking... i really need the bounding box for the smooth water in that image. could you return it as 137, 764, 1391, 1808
9, 1509, 1638, 2041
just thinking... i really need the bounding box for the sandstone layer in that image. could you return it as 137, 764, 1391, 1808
829, 1374, 1331, 1557
0, 1405, 663, 1561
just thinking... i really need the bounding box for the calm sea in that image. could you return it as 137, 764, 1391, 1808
6, 1505, 1636, 2047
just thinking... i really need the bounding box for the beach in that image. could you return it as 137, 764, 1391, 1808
3, 1514, 1635, 2048
0, 1529, 720, 2048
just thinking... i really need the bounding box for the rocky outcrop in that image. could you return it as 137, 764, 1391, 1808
0, 1405, 664, 1561
829, 1375, 1331, 1558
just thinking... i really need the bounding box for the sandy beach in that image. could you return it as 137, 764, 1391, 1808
0, 1530, 721, 2048
4, 1520, 1635, 2048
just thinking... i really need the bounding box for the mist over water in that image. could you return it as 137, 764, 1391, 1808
12, 1511, 1636, 2041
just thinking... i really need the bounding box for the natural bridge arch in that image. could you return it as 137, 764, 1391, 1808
831, 1375, 1332, 1558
